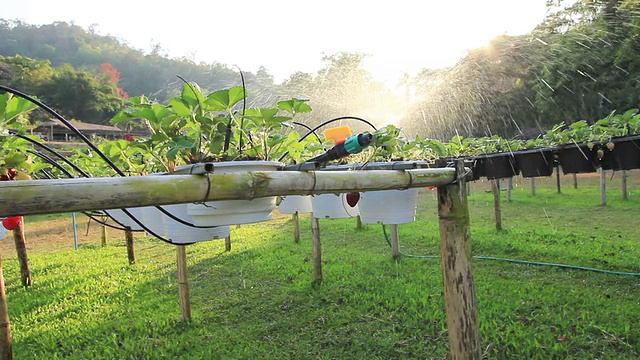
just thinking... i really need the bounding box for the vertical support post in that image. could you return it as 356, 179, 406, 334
556, 167, 562, 194
573, 173, 578, 189
225, 236, 231, 252
125, 228, 136, 265
100, 219, 107, 247
491, 179, 502, 231
390, 224, 400, 259
12, 222, 32, 287
71, 212, 78, 250
437, 160, 480, 360
293, 212, 300, 243
176, 246, 191, 322
355, 215, 362, 230
0, 257, 12, 360
311, 217, 322, 285
622, 170, 628, 200
600, 168, 606, 206
506, 177, 512, 203
530, 177, 536, 196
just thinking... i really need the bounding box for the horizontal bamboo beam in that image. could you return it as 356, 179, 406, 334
0, 168, 460, 217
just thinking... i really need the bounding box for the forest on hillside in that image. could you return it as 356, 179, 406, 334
0, 0, 639, 140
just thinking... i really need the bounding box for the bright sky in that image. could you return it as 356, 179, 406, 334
2, 0, 549, 85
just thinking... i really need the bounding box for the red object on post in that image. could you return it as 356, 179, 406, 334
2, 216, 22, 231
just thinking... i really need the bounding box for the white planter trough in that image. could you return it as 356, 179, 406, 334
161, 204, 230, 244
105, 208, 146, 231
358, 188, 419, 225
278, 195, 313, 214
311, 193, 359, 219
140, 206, 167, 236
187, 161, 281, 226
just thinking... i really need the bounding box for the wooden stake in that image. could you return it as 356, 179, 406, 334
491, 179, 502, 231
125, 228, 136, 265
0, 257, 11, 360
225, 236, 231, 252
573, 173, 578, 189
12, 222, 32, 287
556, 168, 562, 194
530, 177, 536, 196
437, 160, 480, 360
311, 217, 322, 285
100, 221, 107, 247
390, 224, 400, 259
600, 168, 606, 206
506, 177, 512, 203
355, 215, 362, 230
622, 170, 628, 200
293, 212, 300, 243
176, 246, 191, 322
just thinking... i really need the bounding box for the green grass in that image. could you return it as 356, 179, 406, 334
3, 172, 640, 359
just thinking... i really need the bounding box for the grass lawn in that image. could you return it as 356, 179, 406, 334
1, 169, 639, 359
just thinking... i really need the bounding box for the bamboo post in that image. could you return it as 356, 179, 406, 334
530, 177, 536, 196
311, 217, 322, 285
100, 219, 107, 247
600, 168, 606, 206
12, 222, 32, 287
491, 179, 502, 230
622, 170, 628, 200
437, 160, 480, 360
573, 173, 578, 189
0, 257, 12, 360
293, 212, 300, 243
556, 167, 562, 194
506, 177, 512, 203
125, 228, 135, 265
390, 224, 400, 259
176, 246, 191, 322
355, 215, 362, 230
225, 236, 231, 252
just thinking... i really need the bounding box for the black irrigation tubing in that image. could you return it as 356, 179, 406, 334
11, 130, 91, 177
0, 85, 126, 176
278, 116, 378, 162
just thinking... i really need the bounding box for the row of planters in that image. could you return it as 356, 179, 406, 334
4, 81, 640, 242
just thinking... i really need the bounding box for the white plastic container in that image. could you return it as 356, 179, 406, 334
358, 188, 419, 225
311, 193, 359, 219
278, 195, 313, 214
105, 208, 145, 231
187, 161, 281, 226
161, 203, 230, 244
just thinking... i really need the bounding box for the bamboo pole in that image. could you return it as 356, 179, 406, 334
100, 223, 107, 247
530, 177, 536, 196
355, 215, 362, 230
12, 222, 32, 287
293, 212, 300, 243
0, 168, 459, 217
311, 217, 322, 285
225, 236, 231, 252
506, 177, 512, 203
573, 173, 578, 189
125, 228, 135, 265
390, 224, 400, 259
622, 170, 628, 200
0, 257, 11, 360
491, 179, 502, 231
556, 168, 562, 194
600, 168, 607, 206
437, 160, 480, 360
176, 246, 191, 322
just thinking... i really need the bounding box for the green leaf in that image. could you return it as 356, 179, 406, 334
204, 86, 246, 111
4, 152, 28, 167
180, 82, 204, 108
168, 98, 192, 118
